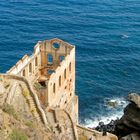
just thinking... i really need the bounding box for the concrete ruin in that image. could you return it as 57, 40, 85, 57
0, 38, 118, 140
7, 38, 78, 124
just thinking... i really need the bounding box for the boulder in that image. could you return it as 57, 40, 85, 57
120, 132, 140, 140
106, 100, 118, 108
95, 120, 119, 134
115, 93, 140, 137
128, 93, 140, 108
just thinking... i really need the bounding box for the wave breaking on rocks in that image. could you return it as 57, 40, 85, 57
93, 93, 140, 140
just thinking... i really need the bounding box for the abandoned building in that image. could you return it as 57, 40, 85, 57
1, 38, 118, 140
7, 38, 78, 123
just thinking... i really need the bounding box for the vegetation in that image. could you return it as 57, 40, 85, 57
92, 132, 97, 136
25, 121, 35, 129
34, 82, 43, 91
9, 129, 28, 140
0, 77, 3, 81
23, 89, 29, 98
0, 130, 5, 138
31, 107, 36, 113
2, 103, 18, 120
79, 135, 88, 140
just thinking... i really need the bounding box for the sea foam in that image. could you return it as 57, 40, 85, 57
84, 97, 128, 128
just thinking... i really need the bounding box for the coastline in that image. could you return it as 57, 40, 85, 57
83, 97, 128, 128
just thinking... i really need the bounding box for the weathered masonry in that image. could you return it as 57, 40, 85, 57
7, 38, 78, 123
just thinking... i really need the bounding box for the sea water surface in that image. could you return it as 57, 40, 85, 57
0, 0, 140, 127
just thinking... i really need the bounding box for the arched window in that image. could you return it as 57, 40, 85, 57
29, 63, 32, 73
48, 69, 55, 75
23, 69, 26, 76
64, 69, 66, 79
48, 54, 53, 64
69, 62, 71, 72
59, 55, 64, 62
35, 57, 38, 66
53, 83, 56, 93
59, 76, 61, 86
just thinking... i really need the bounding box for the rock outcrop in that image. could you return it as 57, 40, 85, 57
95, 120, 119, 134
0, 108, 56, 140
128, 93, 140, 108
95, 93, 140, 140
115, 93, 140, 139
120, 132, 140, 140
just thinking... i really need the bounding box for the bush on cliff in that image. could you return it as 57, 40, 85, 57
9, 129, 28, 140
2, 103, 18, 120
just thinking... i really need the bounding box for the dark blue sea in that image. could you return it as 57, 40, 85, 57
0, 0, 140, 127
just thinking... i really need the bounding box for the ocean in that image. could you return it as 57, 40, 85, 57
0, 0, 140, 127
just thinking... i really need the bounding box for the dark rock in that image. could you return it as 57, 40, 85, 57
120, 132, 140, 140
115, 102, 140, 137
115, 93, 140, 138
95, 119, 118, 134
94, 93, 140, 139
99, 121, 104, 127
106, 100, 118, 108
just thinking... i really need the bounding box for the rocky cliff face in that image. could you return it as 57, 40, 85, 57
95, 93, 140, 140
0, 75, 56, 140
115, 93, 140, 140
0, 108, 55, 140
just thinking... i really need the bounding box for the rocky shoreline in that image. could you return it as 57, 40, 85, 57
94, 93, 140, 140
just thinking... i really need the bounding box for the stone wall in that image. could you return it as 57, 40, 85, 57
6, 38, 78, 123
39, 38, 78, 123
6, 42, 41, 82
77, 125, 118, 140
46, 46, 78, 123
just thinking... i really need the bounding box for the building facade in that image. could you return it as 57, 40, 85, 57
7, 38, 78, 123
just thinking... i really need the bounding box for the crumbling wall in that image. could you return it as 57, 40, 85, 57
6, 38, 78, 124
46, 46, 78, 123
40, 38, 73, 68
77, 125, 118, 140
6, 42, 41, 82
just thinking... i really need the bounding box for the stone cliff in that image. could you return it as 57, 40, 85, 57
95, 93, 140, 140
0, 74, 55, 140
115, 93, 140, 140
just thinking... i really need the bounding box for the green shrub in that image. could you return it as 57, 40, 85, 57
93, 132, 97, 136
25, 121, 35, 129
9, 129, 28, 140
2, 103, 18, 120
34, 82, 42, 91
0, 77, 3, 81
23, 89, 29, 98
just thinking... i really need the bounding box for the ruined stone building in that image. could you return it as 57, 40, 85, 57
7, 38, 78, 123
0, 38, 117, 140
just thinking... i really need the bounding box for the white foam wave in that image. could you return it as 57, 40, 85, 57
84, 97, 128, 128
84, 111, 123, 128
105, 97, 128, 108
121, 34, 129, 39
